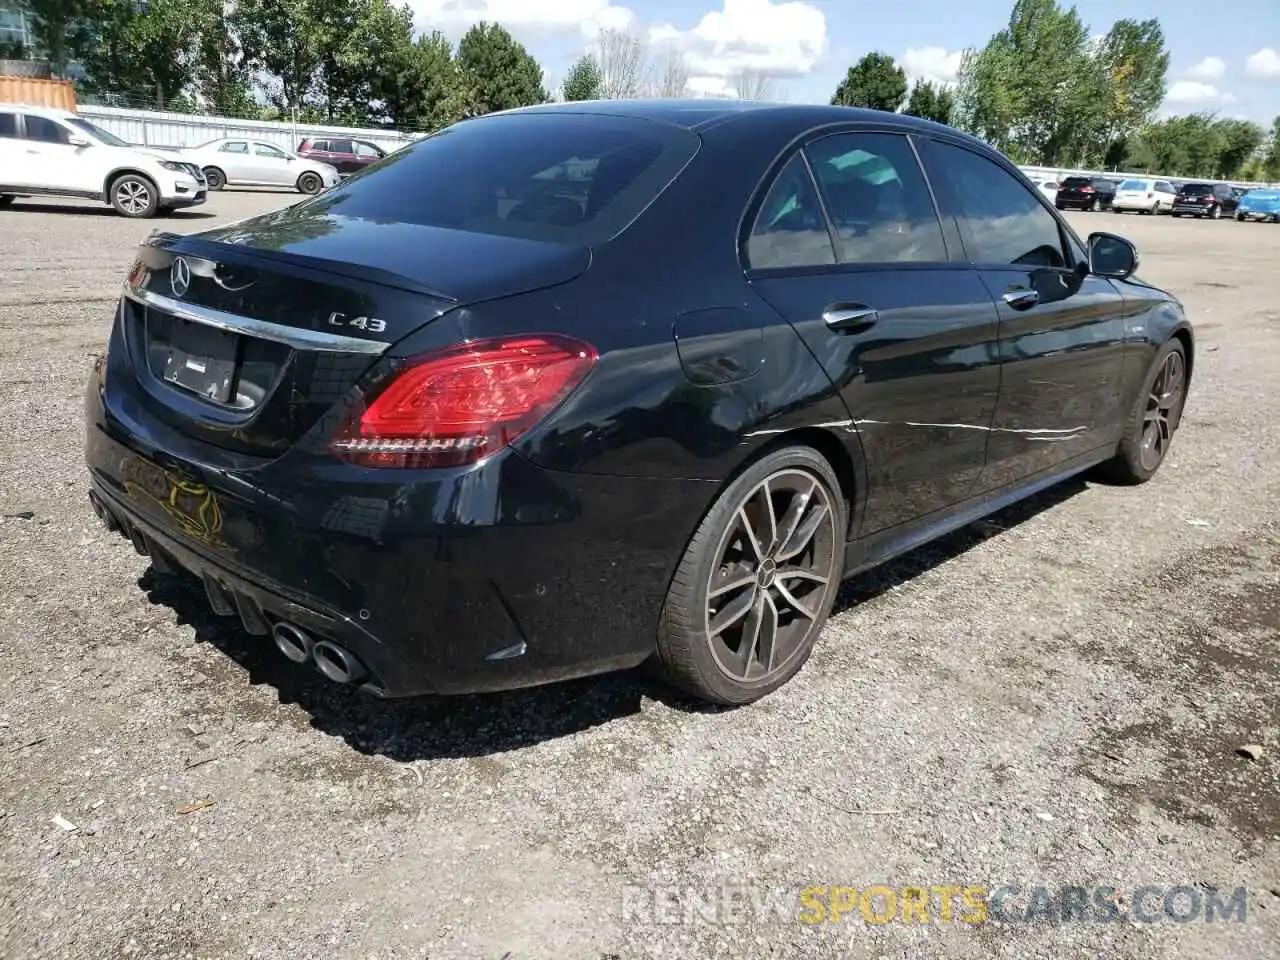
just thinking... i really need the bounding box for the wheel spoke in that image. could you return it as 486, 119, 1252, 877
736, 507, 765, 562
773, 479, 815, 556
772, 580, 817, 620
708, 570, 755, 600
734, 593, 766, 677
776, 500, 830, 563
709, 587, 755, 637
776, 567, 828, 586
759, 479, 777, 553
755, 593, 779, 675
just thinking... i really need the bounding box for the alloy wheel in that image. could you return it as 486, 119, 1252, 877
1140, 350, 1185, 472
704, 469, 838, 682
115, 180, 150, 215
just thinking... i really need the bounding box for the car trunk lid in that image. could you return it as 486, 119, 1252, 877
115, 208, 591, 458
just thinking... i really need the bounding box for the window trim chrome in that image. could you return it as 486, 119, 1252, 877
122, 283, 389, 356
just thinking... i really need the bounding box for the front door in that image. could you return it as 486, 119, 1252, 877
250, 142, 294, 185
919, 137, 1129, 489
15, 113, 82, 193
745, 129, 1002, 536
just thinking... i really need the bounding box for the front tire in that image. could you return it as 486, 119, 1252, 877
202, 167, 225, 190
109, 174, 159, 218
296, 172, 323, 195
655, 446, 847, 705
1099, 339, 1188, 485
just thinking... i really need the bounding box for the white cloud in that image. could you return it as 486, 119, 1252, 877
1164, 80, 1226, 105
1184, 56, 1225, 81
647, 0, 827, 80
1245, 48, 1280, 79
901, 46, 963, 87
407, 0, 634, 39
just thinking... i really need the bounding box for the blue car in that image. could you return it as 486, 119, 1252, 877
1235, 188, 1280, 222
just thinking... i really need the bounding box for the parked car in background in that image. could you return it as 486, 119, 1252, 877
0, 105, 206, 217
185, 137, 341, 194
1030, 178, 1059, 203
1055, 175, 1117, 211
296, 137, 387, 176
1111, 177, 1176, 215
84, 101, 1194, 707
1171, 182, 1238, 219
1235, 188, 1280, 222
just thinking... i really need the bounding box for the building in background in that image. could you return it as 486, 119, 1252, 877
0, 4, 32, 51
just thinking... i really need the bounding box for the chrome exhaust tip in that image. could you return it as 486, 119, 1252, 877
311, 640, 367, 685
272, 622, 314, 664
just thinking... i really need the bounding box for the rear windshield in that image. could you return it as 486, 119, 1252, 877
1181, 183, 1213, 195
297, 112, 700, 245
1119, 179, 1147, 190
1061, 177, 1093, 188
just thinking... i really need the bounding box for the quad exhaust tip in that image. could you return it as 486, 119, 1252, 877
312, 639, 367, 685
272, 622, 314, 664
272, 622, 368, 686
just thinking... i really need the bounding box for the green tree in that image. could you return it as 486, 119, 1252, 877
1265, 116, 1280, 180
456, 21, 547, 115
562, 54, 603, 101
375, 29, 469, 130
1214, 118, 1264, 178
192, 0, 256, 116
831, 52, 907, 111
1093, 18, 1169, 160
902, 79, 954, 124
233, 0, 324, 113
79, 0, 201, 109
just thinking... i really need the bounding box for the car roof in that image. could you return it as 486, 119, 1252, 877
479, 97, 993, 146
0, 104, 77, 120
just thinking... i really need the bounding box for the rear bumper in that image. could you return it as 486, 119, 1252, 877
1056, 195, 1106, 208
84, 371, 715, 697
1111, 197, 1158, 211
1172, 203, 1214, 215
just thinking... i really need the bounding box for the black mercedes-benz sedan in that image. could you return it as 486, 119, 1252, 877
85, 100, 1193, 706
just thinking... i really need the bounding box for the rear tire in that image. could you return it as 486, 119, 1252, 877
655, 446, 847, 706
109, 174, 159, 218
1209, 204, 1221, 220
0, 195, 13, 209
1098, 338, 1188, 485
202, 167, 225, 190
296, 172, 323, 195
1090, 197, 1101, 212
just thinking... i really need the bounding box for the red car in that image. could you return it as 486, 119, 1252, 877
295, 137, 386, 176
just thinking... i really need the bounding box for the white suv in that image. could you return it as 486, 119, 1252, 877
0, 105, 207, 218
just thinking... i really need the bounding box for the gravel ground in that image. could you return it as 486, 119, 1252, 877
0, 190, 1277, 960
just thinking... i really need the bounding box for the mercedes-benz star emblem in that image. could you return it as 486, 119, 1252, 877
170, 256, 191, 298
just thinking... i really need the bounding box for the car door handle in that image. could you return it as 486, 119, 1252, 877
1002, 288, 1040, 310
822, 304, 879, 332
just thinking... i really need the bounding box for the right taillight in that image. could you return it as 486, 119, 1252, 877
329, 333, 597, 469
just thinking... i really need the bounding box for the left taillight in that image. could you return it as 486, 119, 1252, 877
329, 333, 598, 469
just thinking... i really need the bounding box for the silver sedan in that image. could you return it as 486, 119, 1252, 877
185, 138, 341, 194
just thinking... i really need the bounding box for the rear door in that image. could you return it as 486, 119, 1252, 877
919, 137, 1128, 488
214, 140, 252, 182
745, 128, 1002, 536
326, 139, 357, 173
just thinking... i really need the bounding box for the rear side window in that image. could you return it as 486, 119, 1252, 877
928, 140, 1068, 268
306, 139, 327, 151
23, 115, 69, 144
221, 141, 248, 154
805, 132, 947, 263
300, 113, 699, 245
746, 153, 837, 270
0, 112, 16, 138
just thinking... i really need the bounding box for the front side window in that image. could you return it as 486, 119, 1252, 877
254, 143, 287, 158
300, 112, 700, 245
354, 141, 381, 158
745, 153, 836, 270
23, 115, 70, 145
68, 117, 129, 147
221, 141, 248, 154
929, 141, 1068, 268
330, 140, 355, 155
805, 132, 947, 264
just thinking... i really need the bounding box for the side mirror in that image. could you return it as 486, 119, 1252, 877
1087, 232, 1139, 280
68, 135, 91, 147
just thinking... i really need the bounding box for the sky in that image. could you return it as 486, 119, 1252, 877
404, 0, 1280, 124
